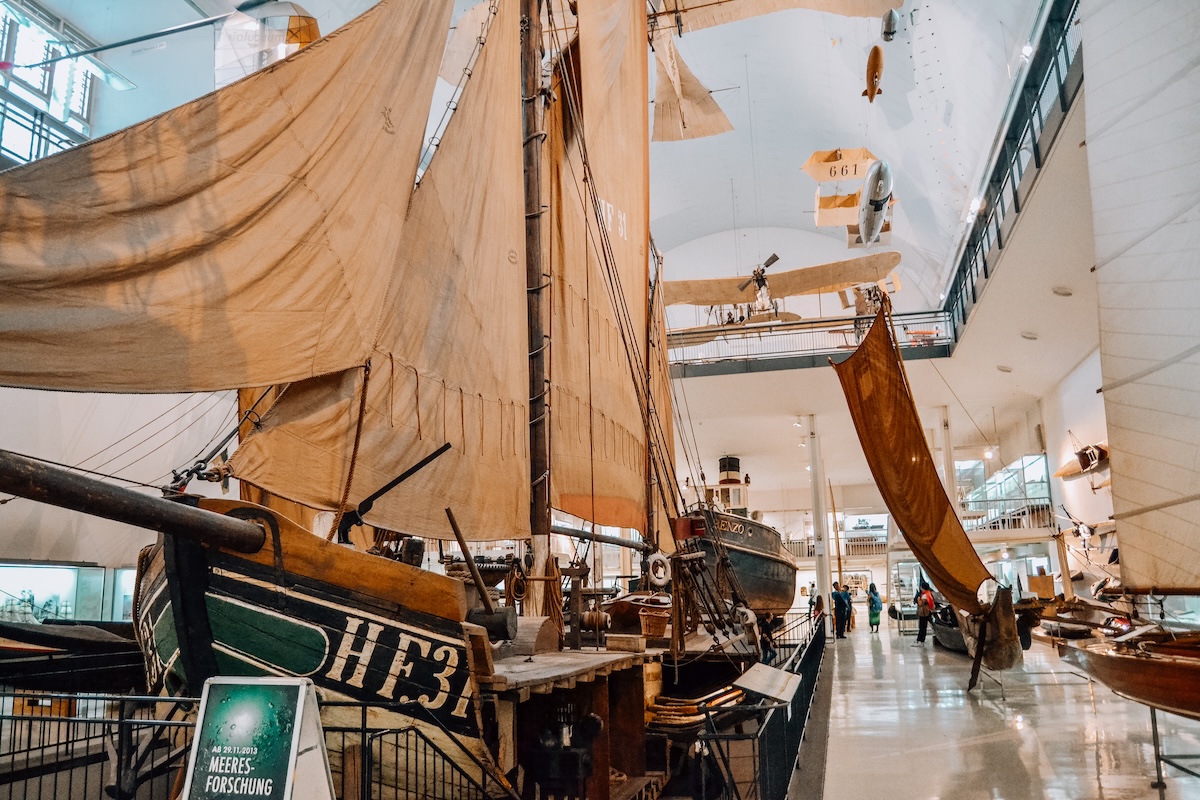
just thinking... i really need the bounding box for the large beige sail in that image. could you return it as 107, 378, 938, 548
1083, 1, 1200, 592
833, 305, 989, 613
0, 0, 448, 393
546, 0, 651, 532
651, 30, 733, 142
652, 0, 897, 34
230, 0, 529, 542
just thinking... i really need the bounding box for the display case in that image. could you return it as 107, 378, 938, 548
0, 562, 106, 621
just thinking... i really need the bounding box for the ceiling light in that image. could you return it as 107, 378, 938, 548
1019, 331, 1038, 341
984, 449, 994, 460
805, 465, 811, 471
1051, 286, 1073, 297
996, 365, 1013, 373
1021, 42, 1033, 60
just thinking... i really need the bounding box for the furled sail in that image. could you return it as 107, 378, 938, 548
0, 0, 448, 393
651, 0, 898, 34
1083, 1, 1200, 592
545, 0, 651, 531
230, 0, 529, 542
832, 302, 990, 613
651, 29, 733, 142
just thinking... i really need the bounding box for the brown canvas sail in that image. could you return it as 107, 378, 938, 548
832, 303, 990, 614
651, 29, 733, 142
229, 0, 529, 542
0, 0, 450, 393
544, 0, 652, 532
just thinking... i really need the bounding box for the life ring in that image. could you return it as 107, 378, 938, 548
647, 553, 672, 587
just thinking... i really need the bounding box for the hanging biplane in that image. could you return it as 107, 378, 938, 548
664, 250, 902, 344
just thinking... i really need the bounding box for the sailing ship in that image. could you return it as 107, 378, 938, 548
832, 296, 1029, 675
1052, 1, 1200, 721
0, 0, 681, 795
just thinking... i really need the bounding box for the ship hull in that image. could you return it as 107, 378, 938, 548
692, 512, 798, 615
1059, 637, 1200, 722
133, 499, 507, 798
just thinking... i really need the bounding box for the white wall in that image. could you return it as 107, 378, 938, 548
1039, 348, 1112, 526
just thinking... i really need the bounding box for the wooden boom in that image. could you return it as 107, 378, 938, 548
0, 449, 266, 553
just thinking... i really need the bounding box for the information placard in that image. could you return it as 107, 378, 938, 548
181, 677, 334, 800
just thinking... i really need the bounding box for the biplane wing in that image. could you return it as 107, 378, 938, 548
663, 251, 901, 307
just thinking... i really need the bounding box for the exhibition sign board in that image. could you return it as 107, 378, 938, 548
181, 677, 334, 800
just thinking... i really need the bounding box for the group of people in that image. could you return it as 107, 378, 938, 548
814, 581, 884, 638
806, 579, 935, 642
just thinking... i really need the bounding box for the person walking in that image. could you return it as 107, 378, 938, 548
867, 583, 883, 633
832, 581, 849, 638
842, 584, 854, 632
914, 581, 935, 644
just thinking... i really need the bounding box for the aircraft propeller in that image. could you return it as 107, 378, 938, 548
736, 253, 779, 291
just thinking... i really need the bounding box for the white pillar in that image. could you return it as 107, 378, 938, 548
940, 406, 957, 503
809, 415, 832, 605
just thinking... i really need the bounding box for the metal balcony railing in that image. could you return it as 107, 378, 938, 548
943, 0, 1083, 335
959, 497, 1053, 532
0, 89, 87, 167
668, 309, 952, 375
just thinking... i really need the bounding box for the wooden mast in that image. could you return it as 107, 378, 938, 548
523, 0, 550, 613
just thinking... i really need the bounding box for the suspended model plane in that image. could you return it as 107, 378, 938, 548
847, 160, 894, 247
664, 251, 902, 344
863, 45, 884, 102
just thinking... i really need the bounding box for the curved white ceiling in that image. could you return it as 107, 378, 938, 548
650, 0, 1044, 310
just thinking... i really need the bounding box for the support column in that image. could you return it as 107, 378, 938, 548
809, 415, 832, 608
940, 406, 957, 504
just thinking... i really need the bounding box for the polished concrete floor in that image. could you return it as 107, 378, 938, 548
818, 625, 1200, 799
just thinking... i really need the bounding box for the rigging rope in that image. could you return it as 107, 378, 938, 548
329, 361, 372, 541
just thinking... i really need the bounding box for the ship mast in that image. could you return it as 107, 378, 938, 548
523, 0, 550, 612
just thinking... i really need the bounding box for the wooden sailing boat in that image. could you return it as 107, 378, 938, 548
0, 0, 673, 796
1053, 2, 1200, 720
831, 295, 1027, 675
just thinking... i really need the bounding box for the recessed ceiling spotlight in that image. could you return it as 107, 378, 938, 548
1051, 286, 1073, 297
984, 449, 994, 460
996, 365, 1014, 373
1020, 331, 1038, 341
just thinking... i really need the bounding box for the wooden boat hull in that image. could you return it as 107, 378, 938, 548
930, 616, 968, 653
0, 621, 144, 692
691, 511, 798, 615
133, 498, 508, 798
1059, 638, 1200, 721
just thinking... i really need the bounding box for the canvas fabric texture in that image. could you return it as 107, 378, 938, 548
833, 306, 990, 613
231, 0, 529, 541
0, 0, 449, 393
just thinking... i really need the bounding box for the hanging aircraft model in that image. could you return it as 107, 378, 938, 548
664, 251, 902, 343
863, 45, 884, 101
881, 9, 900, 41
850, 160, 894, 247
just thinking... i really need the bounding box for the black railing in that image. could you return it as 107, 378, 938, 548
942, 0, 1083, 335
691, 615, 826, 799
0, 691, 513, 800
0, 89, 87, 168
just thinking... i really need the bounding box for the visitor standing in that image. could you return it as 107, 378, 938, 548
832, 581, 849, 639
867, 583, 883, 633
914, 581, 935, 644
